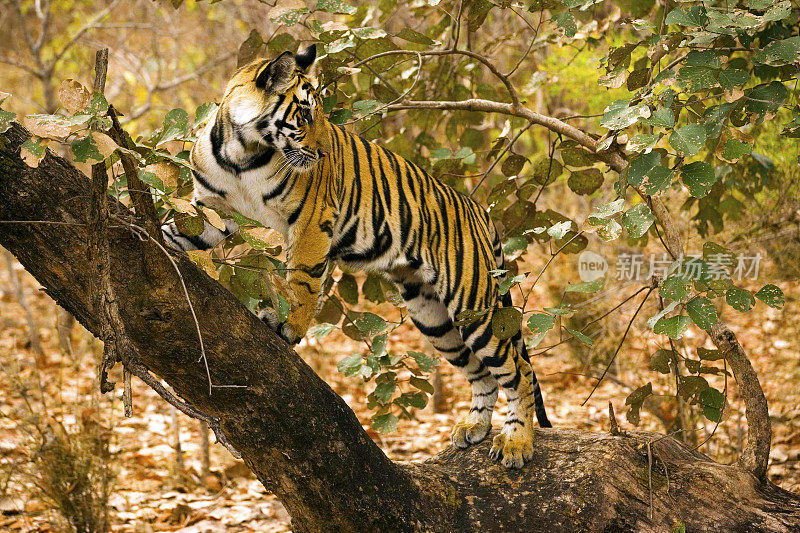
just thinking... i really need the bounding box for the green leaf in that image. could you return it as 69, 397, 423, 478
678, 375, 708, 400
718, 69, 749, 90
527, 313, 555, 348
654, 315, 691, 339
567, 168, 604, 195
660, 275, 690, 302
687, 296, 718, 330
409, 375, 434, 394
157, 108, 190, 145
498, 274, 526, 295
755, 284, 784, 309
355, 312, 387, 336
746, 82, 788, 116
362, 273, 386, 303
646, 108, 675, 129
681, 161, 716, 198
372, 413, 398, 433
621, 203, 654, 238
337, 354, 363, 376
566, 327, 593, 345
194, 102, 218, 125
591, 198, 625, 219
501, 154, 527, 177
329, 109, 353, 124
721, 138, 752, 161
628, 151, 660, 186
409, 351, 439, 372
395, 391, 427, 409
0, 108, 15, 134
669, 124, 707, 157
309, 323, 335, 339
531, 157, 563, 185
600, 99, 651, 130
626, 134, 659, 153
698, 347, 724, 361
337, 273, 359, 305
467, 0, 494, 31
503, 235, 528, 255
552, 12, 577, 37
71, 135, 104, 163
396, 28, 434, 45
373, 381, 396, 403
565, 279, 603, 293
650, 349, 674, 374
491, 307, 522, 340
625, 382, 652, 426
699, 387, 725, 422
665, 6, 707, 26
754, 37, 800, 67
725, 288, 755, 312
353, 99, 381, 116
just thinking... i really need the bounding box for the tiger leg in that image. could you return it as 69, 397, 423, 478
401, 281, 498, 447
455, 304, 536, 468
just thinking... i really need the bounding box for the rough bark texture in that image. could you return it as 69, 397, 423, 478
1, 122, 799, 532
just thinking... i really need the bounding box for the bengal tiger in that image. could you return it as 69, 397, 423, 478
162, 44, 551, 468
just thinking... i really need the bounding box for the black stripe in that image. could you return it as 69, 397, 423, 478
192, 170, 227, 198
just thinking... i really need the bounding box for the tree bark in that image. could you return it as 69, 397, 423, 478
1, 122, 799, 532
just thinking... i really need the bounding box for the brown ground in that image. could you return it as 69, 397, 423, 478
1, 249, 798, 532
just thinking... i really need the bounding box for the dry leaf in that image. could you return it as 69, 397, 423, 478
241, 227, 282, 248
170, 198, 198, 215
186, 250, 219, 280
58, 79, 91, 114
92, 132, 118, 158
145, 161, 180, 189
20, 144, 46, 168
24, 116, 70, 139
202, 207, 226, 232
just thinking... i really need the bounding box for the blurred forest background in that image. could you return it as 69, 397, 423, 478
1, 0, 799, 531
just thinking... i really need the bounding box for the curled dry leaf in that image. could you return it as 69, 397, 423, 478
20, 145, 44, 168
202, 207, 227, 232
186, 250, 219, 280
91, 132, 118, 158
169, 197, 198, 216
24, 116, 71, 139
58, 79, 92, 114
144, 161, 180, 189
240, 227, 282, 250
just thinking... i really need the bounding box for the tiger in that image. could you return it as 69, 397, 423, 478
162, 44, 552, 468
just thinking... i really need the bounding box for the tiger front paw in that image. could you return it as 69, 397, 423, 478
488, 427, 534, 469
258, 308, 301, 345
451, 416, 492, 448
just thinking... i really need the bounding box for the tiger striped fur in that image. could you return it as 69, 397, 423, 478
162, 44, 551, 468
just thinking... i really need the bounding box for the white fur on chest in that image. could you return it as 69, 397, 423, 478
192, 125, 291, 237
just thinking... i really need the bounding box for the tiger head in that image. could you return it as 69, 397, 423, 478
220, 44, 328, 171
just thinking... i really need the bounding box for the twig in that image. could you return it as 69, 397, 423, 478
470, 121, 534, 195
124, 360, 240, 458
114, 216, 246, 395
581, 287, 654, 406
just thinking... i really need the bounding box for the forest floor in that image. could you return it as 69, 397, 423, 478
1, 251, 798, 532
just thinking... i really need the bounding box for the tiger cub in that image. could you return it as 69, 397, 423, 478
163, 44, 551, 468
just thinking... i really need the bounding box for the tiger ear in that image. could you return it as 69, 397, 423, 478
255, 51, 294, 91
294, 44, 317, 72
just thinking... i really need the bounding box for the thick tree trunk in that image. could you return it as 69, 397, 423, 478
1, 122, 799, 532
